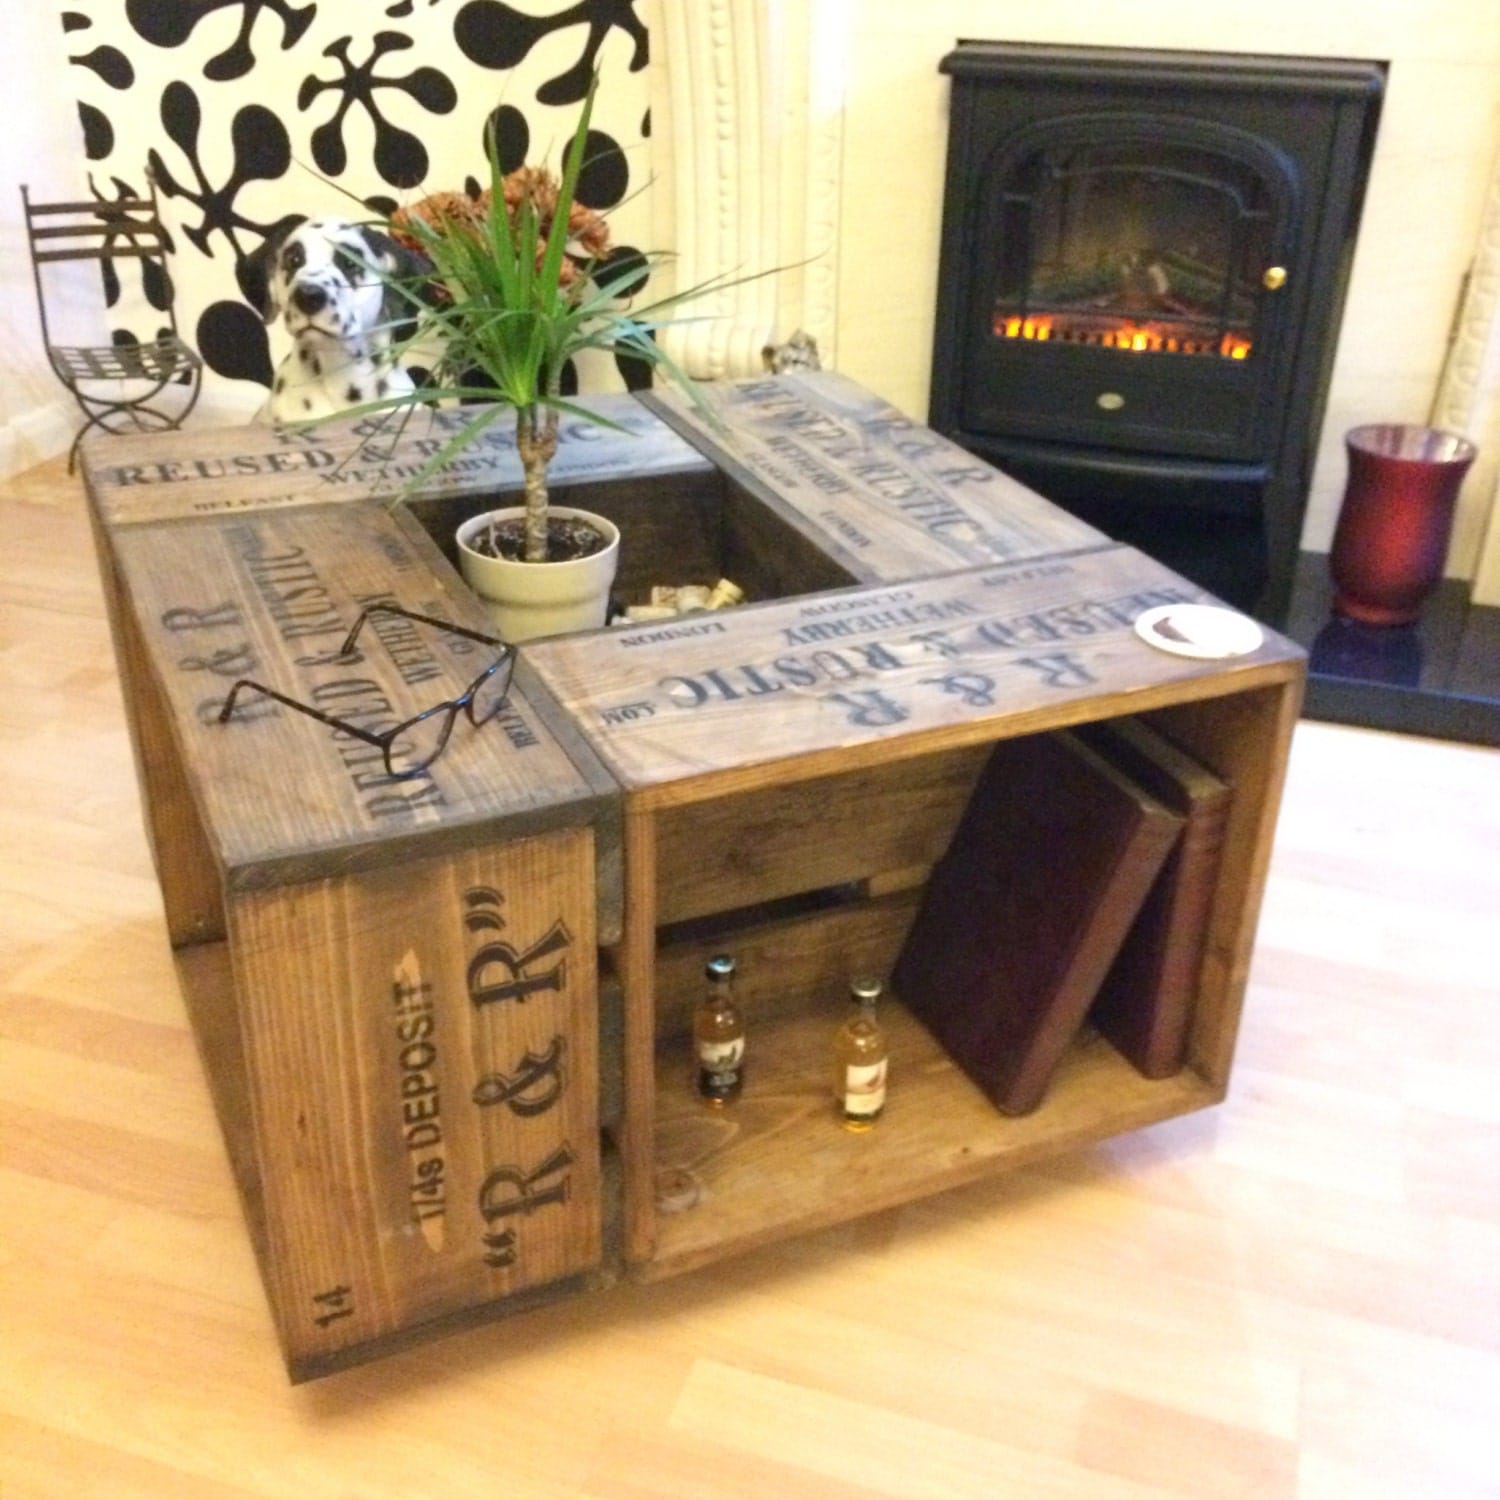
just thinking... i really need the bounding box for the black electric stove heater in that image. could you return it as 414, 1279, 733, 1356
929, 42, 1384, 623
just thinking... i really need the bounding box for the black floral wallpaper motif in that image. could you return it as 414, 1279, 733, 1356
62, 0, 652, 406
454, 0, 648, 105
148, 84, 293, 256
124, 0, 317, 82
299, 33, 458, 184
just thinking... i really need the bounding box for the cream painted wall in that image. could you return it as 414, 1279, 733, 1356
2, 10, 97, 475
834, 1, 1500, 571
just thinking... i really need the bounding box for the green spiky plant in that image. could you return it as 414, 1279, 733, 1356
382, 74, 754, 565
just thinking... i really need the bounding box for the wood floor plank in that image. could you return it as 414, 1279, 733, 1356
3, 453, 1498, 1497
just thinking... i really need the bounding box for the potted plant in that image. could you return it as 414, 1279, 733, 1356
373, 76, 746, 641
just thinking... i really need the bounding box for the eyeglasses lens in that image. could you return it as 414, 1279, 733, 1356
387, 707, 454, 774
469, 659, 512, 725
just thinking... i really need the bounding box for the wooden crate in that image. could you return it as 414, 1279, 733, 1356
641, 369, 1109, 584
523, 543, 1304, 1279
84, 447, 627, 1379
82, 371, 1305, 1378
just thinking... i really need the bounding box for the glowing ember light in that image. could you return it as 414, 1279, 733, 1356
994, 312, 1253, 359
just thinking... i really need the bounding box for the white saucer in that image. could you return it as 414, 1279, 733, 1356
1134, 603, 1265, 660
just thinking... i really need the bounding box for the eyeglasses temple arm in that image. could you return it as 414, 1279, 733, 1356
218, 679, 392, 751
340, 602, 507, 656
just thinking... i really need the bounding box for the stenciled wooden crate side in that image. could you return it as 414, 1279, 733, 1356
641, 370, 1110, 585
105, 500, 618, 892
532, 547, 1306, 1271
80, 394, 710, 527
227, 828, 602, 1380
638, 685, 1304, 1282
523, 545, 1308, 806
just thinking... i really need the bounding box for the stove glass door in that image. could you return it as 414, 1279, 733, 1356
993, 141, 1276, 361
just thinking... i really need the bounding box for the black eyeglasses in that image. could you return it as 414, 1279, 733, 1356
218, 603, 516, 779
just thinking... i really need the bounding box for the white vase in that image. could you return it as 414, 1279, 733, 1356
455, 506, 620, 642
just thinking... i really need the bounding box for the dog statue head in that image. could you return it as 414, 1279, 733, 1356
240, 215, 429, 344
239, 216, 432, 422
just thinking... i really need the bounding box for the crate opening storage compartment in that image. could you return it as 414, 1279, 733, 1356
82, 372, 1303, 1378
633, 699, 1270, 1281
401, 402, 863, 620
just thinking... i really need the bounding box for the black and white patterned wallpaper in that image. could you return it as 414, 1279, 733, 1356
61, 0, 652, 408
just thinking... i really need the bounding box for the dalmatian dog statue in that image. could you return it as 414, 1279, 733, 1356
240, 215, 431, 425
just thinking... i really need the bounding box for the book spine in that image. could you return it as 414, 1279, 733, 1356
1136, 793, 1230, 1076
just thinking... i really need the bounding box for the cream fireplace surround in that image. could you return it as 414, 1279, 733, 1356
646, 0, 1500, 605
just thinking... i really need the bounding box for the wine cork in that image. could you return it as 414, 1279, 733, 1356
653, 1167, 702, 1214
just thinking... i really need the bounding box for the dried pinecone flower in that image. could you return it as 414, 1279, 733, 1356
502, 166, 611, 274
389, 188, 488, 252
566, 201, 611, 262
391, 170, 611, 290
501, 165, 555, 218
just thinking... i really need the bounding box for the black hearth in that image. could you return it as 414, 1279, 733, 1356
929, 42, 1384, 623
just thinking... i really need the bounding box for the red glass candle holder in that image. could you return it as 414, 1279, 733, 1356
1328, 424, 1477, 626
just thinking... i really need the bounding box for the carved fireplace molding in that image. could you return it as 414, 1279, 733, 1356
1433, 136, 1500, 606
646, 0, 845, 379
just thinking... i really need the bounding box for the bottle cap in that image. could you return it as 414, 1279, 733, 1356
850, 976, 882, 1003
706, 954, 736, 980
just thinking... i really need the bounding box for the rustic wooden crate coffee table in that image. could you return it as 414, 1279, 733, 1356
82, 373, 1304, 1380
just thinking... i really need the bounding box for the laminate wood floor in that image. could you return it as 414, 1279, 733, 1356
3, 457, 1497, 1499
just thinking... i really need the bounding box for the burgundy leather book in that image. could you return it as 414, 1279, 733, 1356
893, 730, 1184, 1116
1077, 718, 1233, 1079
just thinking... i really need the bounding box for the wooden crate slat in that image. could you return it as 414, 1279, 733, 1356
525, 545, 1304, 801
1143, 685, 1303, 1087
653, 743, 992, 925
641, 370, 1109, 582
619, 804, 659, 1266
228, 832, 601, 1377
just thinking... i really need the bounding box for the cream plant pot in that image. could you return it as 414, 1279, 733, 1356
455, 506, 621, 642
